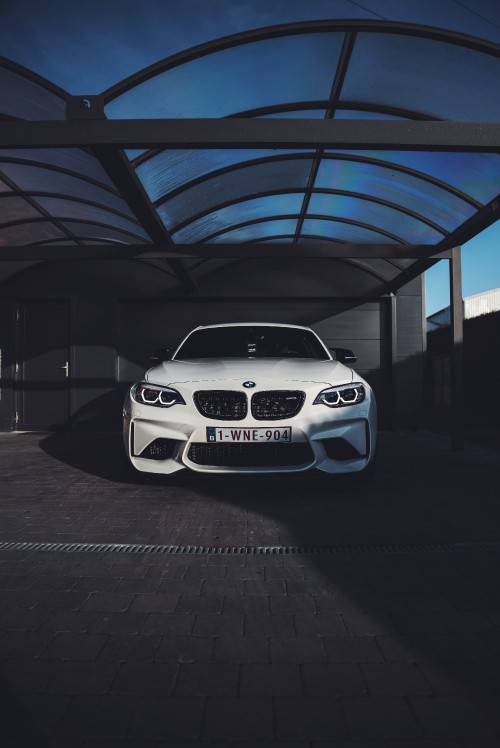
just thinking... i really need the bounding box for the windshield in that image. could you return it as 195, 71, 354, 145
174, 326, 330, 360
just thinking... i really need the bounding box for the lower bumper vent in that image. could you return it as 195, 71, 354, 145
322, 438, 365, 460
138, 438, 177, 460
187, 442, 314, 467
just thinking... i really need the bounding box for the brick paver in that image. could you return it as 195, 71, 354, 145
1, 430, 500, 743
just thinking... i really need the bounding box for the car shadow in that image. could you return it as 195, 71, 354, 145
39, 429, 367, 498
34, 429, 500, 741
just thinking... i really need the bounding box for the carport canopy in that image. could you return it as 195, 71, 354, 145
0, 19, 499, 299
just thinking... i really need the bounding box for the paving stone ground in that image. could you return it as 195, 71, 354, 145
1, 430, 500, 746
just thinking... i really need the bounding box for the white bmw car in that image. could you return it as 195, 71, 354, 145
123, 323, 377, 477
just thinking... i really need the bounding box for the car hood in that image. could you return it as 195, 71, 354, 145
145, 358, 353, 388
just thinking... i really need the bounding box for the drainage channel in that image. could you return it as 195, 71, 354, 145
1, 540, 500, 556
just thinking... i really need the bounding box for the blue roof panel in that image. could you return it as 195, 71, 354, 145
159, 159, 313, 231
106, 32, 345, 119
171, 193, 304, 242
136, 149, 313, 203
342, 32, 500, 121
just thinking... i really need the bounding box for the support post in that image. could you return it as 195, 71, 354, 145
449, 246, 464, 451
388, 293, 398, 431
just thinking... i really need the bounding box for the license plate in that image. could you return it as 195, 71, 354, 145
207, 427, 291, 443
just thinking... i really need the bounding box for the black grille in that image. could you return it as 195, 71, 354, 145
194, 391, 247, 420
188, 442, 314, 467
251, 391, 305, 420
138, 438, 177, 460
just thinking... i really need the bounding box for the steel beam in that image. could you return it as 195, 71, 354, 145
388, 293, 398, 431
0, 244, 454, 261
91, 146, 198, 296
1, 119, 500, 151
449, 246, 464, 452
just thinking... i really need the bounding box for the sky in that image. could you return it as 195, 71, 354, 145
1, 0, 499, 314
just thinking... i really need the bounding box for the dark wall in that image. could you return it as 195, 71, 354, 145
427, 309, 500, 415
395, 276, 426, 424
0, 260, 424, 432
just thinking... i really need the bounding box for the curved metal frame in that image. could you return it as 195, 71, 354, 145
0, 55, 69, 101
151, 151, 480, 214
0, 154, 126, 199
238, 232, 407, 278
101, 19, 499, 252
198, 208, 405, 244
130, 101, 441, 169
0, 216, 149, 244
0, 191, 144, 227
1, 20, 499, 283
0, 166, 85, 246
168, 185, 445, 244
193, 252, 394, 287
226, 100, 443, 121
102, 20, 500, 102
28, 236, 130, 246
0, 156, 150, 247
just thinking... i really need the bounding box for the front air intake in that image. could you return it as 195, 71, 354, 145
138, 438, 177, 460
322, 438, 365, 460
188, 442, 314, 467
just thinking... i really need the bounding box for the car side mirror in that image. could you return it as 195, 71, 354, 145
330, 347, 357, 364
149, 346, 175, 363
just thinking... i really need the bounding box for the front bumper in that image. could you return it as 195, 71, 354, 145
123, 390, 377, 475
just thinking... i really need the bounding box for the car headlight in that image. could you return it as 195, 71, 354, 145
314, 382, 365, 408
131, 382, 185, 408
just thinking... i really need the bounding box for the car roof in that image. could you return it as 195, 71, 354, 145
192, 322, 312, 331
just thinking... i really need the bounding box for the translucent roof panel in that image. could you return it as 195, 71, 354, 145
136, 149, 312, 203
126, 149, 148, 161
106, 32, 345, 119
32, 240, 79, 247
0, 149, 117, 189
334, 109, 409, 120
171, 193, 304, 243
260, 109, 327, 118
327, 151, 500, 206
58, 222, 149, 243
315, 159, 476, 232
33, 197, 150, 239
0, 66, 65, 120
307, 193, 445, 243
0, 163, 132, 213
254, 237, 295, 243
341, 33, 500, 121
0, 196, 43, 224
159, 159, 313, 231
2, 20, 500, 294
0, 221, 65, 245
301, 218, 401, 244
207, 219, 299, 243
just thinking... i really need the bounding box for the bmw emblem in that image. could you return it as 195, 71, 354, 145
243, 381, 256, 388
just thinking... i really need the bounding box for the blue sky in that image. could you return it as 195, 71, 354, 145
426, 224, 500, 315
2, 0, 499, 313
